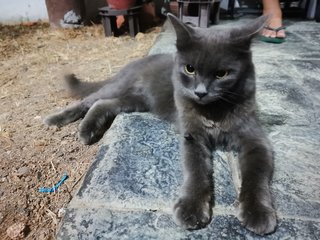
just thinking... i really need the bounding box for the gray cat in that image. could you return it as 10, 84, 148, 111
44, 14, 276, 235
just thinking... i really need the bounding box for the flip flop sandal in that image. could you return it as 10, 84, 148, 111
259, 26, 286, 44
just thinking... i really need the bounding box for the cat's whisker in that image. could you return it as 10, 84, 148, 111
217, 96, 238, 105
221, 90, 243, 97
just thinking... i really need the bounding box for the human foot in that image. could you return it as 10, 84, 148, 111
261, 16, 286, 39
261, 0, 286, 40
260, 12, 286, 43
262, 0, 286, 38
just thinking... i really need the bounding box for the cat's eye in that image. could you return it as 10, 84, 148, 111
216, 70, 229, 79
184, 64, 195, 75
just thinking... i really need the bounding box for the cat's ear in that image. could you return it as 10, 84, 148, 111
167, 13, 194, 51
243, 15, 269, 37
230, 15, 269, 47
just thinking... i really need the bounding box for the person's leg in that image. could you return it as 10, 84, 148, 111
262, 0, 285, 39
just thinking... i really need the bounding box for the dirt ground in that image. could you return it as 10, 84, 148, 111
0, 22, 160, 239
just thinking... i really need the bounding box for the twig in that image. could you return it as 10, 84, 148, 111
50, 160, 56, 173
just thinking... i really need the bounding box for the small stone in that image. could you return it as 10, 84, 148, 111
0, 169, 8, 178
0, 212, 4, 224
6, 222, 26, 239
60, 140, 68, 145
135, 32, 145, 41
58, 208, 66, 218
25, 177, 32, 182
0, 177, 7, 183
16, 167, 30, 177
34, 140, 47, 147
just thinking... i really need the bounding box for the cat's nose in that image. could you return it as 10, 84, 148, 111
194, 83, 207, 99
195, 91, 207, 99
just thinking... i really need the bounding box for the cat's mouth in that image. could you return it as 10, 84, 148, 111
194, 97, 211, 105
193, 94, 218, 105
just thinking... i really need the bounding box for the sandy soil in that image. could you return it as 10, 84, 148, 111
0, 22, 160, 239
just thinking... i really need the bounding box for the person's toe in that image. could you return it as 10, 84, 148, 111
276, 29, 286, 38
262, 29, 276, 38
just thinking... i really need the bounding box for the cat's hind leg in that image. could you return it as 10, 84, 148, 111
236, 122, 276, 235
44, 102, 89, 127
79, 95, 148, 145
44, 89, 109, 127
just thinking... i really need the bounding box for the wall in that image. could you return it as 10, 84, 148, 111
0, 0, 48, 24
0, 0, 107, 25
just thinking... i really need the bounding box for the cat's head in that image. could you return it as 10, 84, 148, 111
168, 14, 268, 106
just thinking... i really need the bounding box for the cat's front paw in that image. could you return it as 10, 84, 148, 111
238, 202, 277, 235
43, 113, 65, 127
79, 114, 110, 145
78, 119, 107, 145
173, 196, 212, 230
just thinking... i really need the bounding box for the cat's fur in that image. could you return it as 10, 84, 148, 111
44, 14, 276, 235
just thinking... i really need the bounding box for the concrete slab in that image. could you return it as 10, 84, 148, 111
58, 209, 320, 239
57, 19, 320, 239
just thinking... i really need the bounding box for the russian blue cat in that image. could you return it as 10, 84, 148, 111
45, 14, 276, 235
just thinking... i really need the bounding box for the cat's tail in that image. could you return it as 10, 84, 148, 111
64, 74, 108, 98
